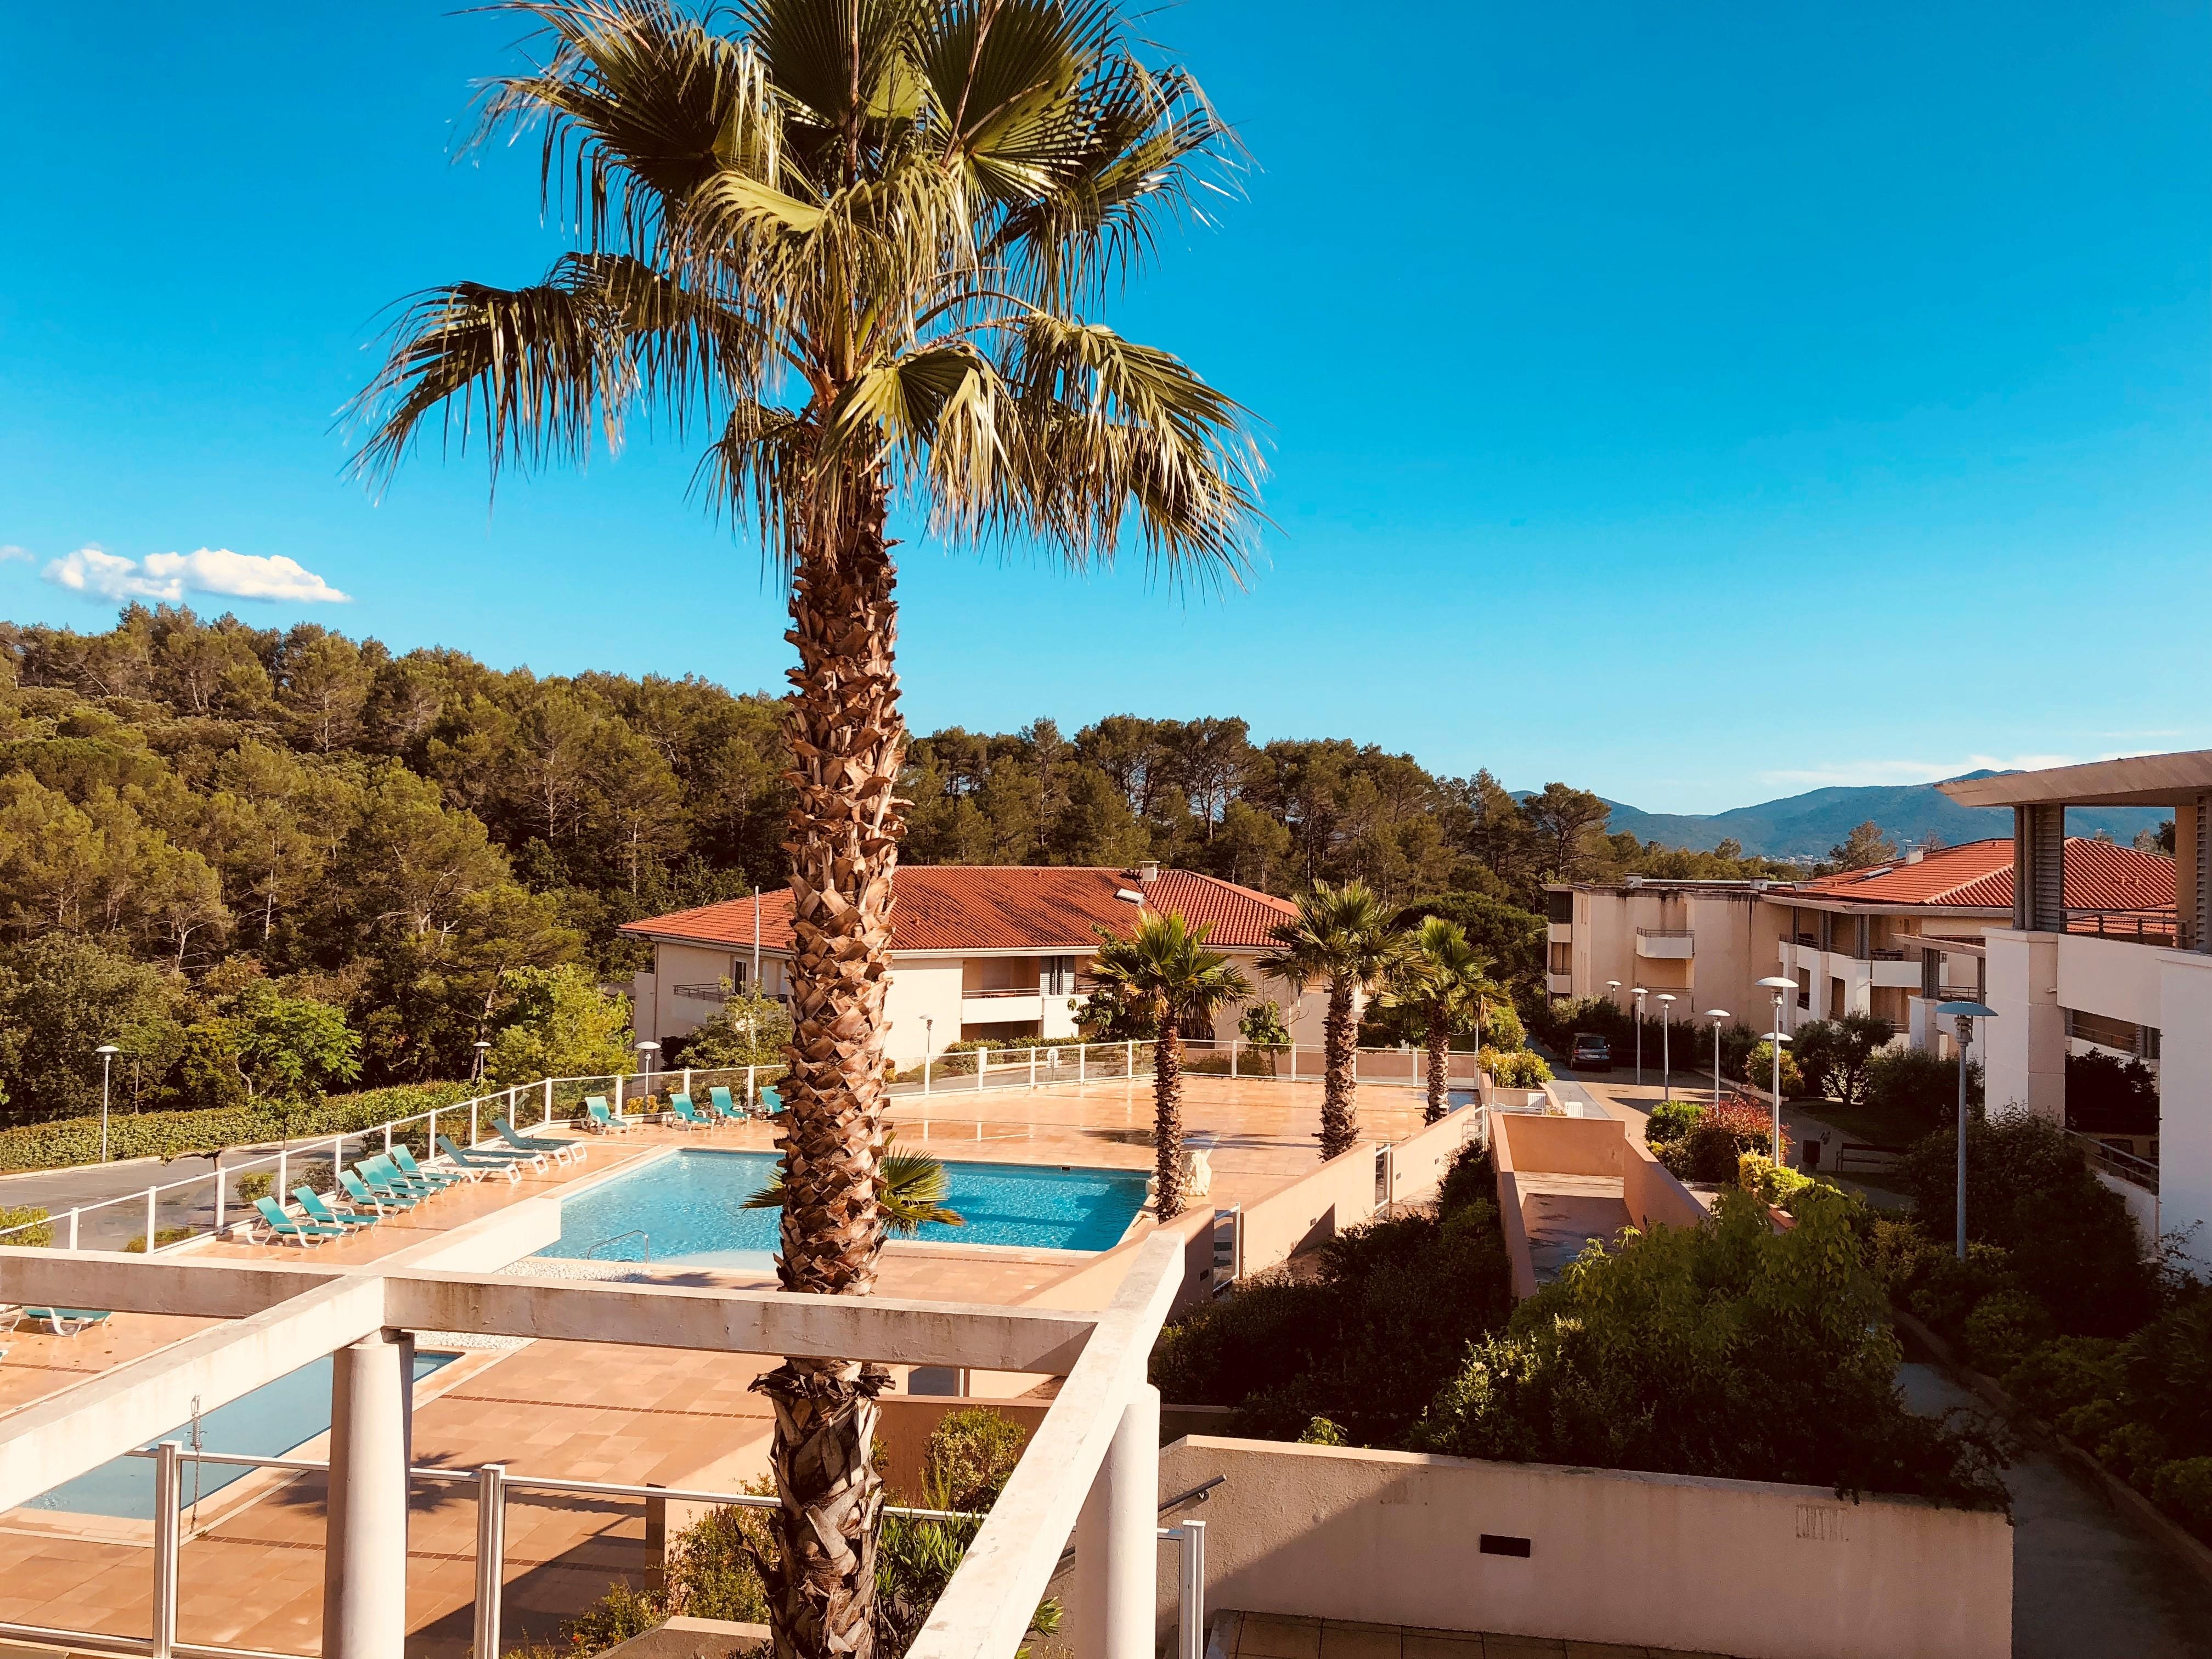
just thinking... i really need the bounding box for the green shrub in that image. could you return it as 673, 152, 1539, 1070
1412, 1188, 2010, 1508
1746, 1039, 1804, 1100
0, 1204, 54, 1247
1433, 1140, 1494, 1217
125, 1224, 199, 1255
1481, 1048, 1551, 1089
1644, 1100, 1703, 1146
235, 1172, 274, 1203
1861, 1214, 1942, 1300
2152, 1458, 2212, 1538
1789, 1014, 1897, 1105
1962, 1289, 2056, 1376
1736, 1152, 1816, 1209
1863, 1048, 1981, 1128
1654, 1099, 1785, 1182
0, 1081, 475, 1174
1896, 1110, 2155, 1338
1150, 1150, 1513, 1447
1297, 1417, 1348, 1446
2065, 1049, 2160, 1135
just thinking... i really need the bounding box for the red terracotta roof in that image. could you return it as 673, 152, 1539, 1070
620, 866, 1301, 954
1788, 838, 2174, 913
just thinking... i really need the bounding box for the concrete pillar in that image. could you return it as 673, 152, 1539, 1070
1983, 930, 2064, 1121
324, 1331, 413, 1659
1073, 1383, 1159, 1659
2159, 953, 2212, 1259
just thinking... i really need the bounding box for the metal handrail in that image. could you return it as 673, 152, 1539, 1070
2070, 1130, 2159, 1194
582, 1230, 650, 1263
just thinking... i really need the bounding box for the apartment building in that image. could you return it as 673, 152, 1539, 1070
623, 861, 1317, 1061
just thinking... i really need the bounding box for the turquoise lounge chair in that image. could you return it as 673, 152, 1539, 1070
295, 1188, 375, 1231
390, 1144, 466, 1188
584, 1096, 640, 1134
24, 1307, 110, 1336
436, 1134, 526, 1182
340, 1167, 417, 1214
363, 1155, 437, 1199
707, 1086, 740, 1122
495, 1116, 579, 1166
252, 1196, 344, 1246
755, 1085, 783, 1115
667, 1093, 712, 1131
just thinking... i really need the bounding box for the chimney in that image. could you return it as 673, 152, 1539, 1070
1904, 845, 1924, 865
1135, 860, 1161, 884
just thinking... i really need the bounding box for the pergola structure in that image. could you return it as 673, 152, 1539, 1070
0, 1196, 1185, 1659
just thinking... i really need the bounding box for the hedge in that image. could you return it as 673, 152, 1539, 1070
0, 1082, 477, 1175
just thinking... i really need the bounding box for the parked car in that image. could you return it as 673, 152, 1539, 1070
1568, 1034, 1613, 1072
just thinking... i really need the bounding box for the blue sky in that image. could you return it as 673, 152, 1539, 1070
2, 2, 2205, 814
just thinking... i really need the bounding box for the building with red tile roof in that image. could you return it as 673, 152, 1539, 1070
623, 862, 1310, 1057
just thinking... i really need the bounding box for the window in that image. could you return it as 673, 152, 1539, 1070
730, 958, 749, 989
1796, 968, 1810, 1009
1545, 890, 1575, 924
1549, 943, 1573, 973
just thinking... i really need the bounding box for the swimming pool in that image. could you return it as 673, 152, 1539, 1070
539, 1149, 1150, 1267
23, 1350, 456, 1520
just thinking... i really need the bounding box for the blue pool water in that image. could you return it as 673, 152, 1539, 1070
25, 1351, 455, 1520
539, 1148, 1150, 1266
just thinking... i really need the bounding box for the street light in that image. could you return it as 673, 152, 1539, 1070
1631, 988, 1647, 1084
1656, 994, 1677, 1098
1936, 1000, 1997, 1260
472, 1039, 490, 1083
1703, 1011, 1729, 1105
1605, 979, 1622, 1009
1756, 977, 1797, 1160
636, 1039, 661, 1096
923, 1015, 935, 1096
94, 1045, 120, 1164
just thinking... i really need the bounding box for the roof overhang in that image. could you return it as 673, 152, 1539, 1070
1939, 751, 2212, 809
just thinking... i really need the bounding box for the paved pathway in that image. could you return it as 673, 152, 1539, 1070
1899, 1363, 2212, 1657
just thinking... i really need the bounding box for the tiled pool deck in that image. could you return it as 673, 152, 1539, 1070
0, 1074, 1434, 1656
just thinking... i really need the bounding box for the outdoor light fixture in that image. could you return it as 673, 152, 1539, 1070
1632, 988, 1647, 1084
94, 1044, 120, 1164
636, 1039, 662, 1093
1755, 977, 1797, 1160
1704, 1011, 1729, 1106
472, 1038, 491, 1082
1656, 994, 1678, 1098
1936, 1000, 1997, 1260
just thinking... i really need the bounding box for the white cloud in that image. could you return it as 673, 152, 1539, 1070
40, 544, 350, 605
0, 545, 29, 563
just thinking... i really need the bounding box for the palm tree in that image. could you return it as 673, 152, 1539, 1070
1087, 912, 1251, 1220
747, 1136, 964, 1234
1381, 918, 1503, 1124
1257, 882, 1404, 1159
349, 3, 1257, 1650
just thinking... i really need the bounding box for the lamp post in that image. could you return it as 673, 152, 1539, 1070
471, 1039, 490, 1083
923, 1015, 935, 1096
1756, 977, 1797, 1161
1656, 994, 1677, 1098
1605, 979, 1621, 1010
636, 1040, 661, 1098
1632, 988, 1647, 1084
1936, 1001, 1996, 1260
95, 1045, 120, 1163
1703, 1011, 1729, 1105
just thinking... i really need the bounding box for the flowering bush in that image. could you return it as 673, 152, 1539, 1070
1654, 1096, 1788, 1182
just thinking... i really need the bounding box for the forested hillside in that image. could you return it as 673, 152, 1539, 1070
0, 607, 1790, 1122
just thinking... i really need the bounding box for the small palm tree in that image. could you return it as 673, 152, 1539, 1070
1257, 881, 1404, 1159
1381, 918, 1503, 1124
1087, 912, 1251, 1219
747, 1136, 964, 1235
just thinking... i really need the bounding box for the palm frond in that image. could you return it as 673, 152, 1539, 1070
742, 1132, 963, 1238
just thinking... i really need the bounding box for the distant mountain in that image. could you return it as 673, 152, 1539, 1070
1596, 774, 2168, 862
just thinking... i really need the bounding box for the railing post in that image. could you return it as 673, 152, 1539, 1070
278, 1148, 289, 1199
613, 1075, 624, 1118
383, 1120, 394, 1155
332, 1136, 344, 1186
1127, 1039, 1135, 1077
1074, 1383, 1160, 1659
682, 1066, 692, 1101
1078, 1043, 1087, 1086
923, 1052, 932, 1096
543, 1077, 554, 1127
213, 1170, 225, 1237
145, 1185, 157, 1251
1289, 1043, 1296, 1084
1029, 1048, 1038, 1089
150, 1439, 182, 1659
746, 1065, 756, 1109
1175, 1519, 1207, 1659
427, 1109, 437, 1155
470, 1101, 480, 1147
978, 1048, 987, 1093
1230, 1039, 1238, 1080
67, 1207, 80, 1250
473, 1462, 509, 1659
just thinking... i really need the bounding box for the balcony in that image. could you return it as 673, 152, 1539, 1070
960, 985, 1046, 1021
2066, 909, 2181, 949
1634, 929, 1694, 960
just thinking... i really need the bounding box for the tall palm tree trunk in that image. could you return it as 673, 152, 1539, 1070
1425, 1010, 1449, 1125
1153, 1019, 1186, 1220
753, 492, 902, 1659
1319, 976, 1358, 1158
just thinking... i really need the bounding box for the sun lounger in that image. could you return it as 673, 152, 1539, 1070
338, 1168, 417, 1215
495, 1116, 582, 1166
362, 1155, 437, 1199
436, 1135, 526, 1182
755, 1085, 783, 1116
389, 1144, 466, 1188
251, 1196, 344, 1246
23, 1307, 111, 1336
0, 1306, 22, 1358
707, 1086, 741, 1122
667, 1094, 712, 1131
295, 1188, 376, 1231
584, 1096, 640, 1134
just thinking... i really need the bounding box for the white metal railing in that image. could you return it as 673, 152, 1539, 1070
0, 1441, 1207, 1659
0, 1039, 1482, 1254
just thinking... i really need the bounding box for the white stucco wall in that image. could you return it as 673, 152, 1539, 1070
883, 957, 968, 1062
